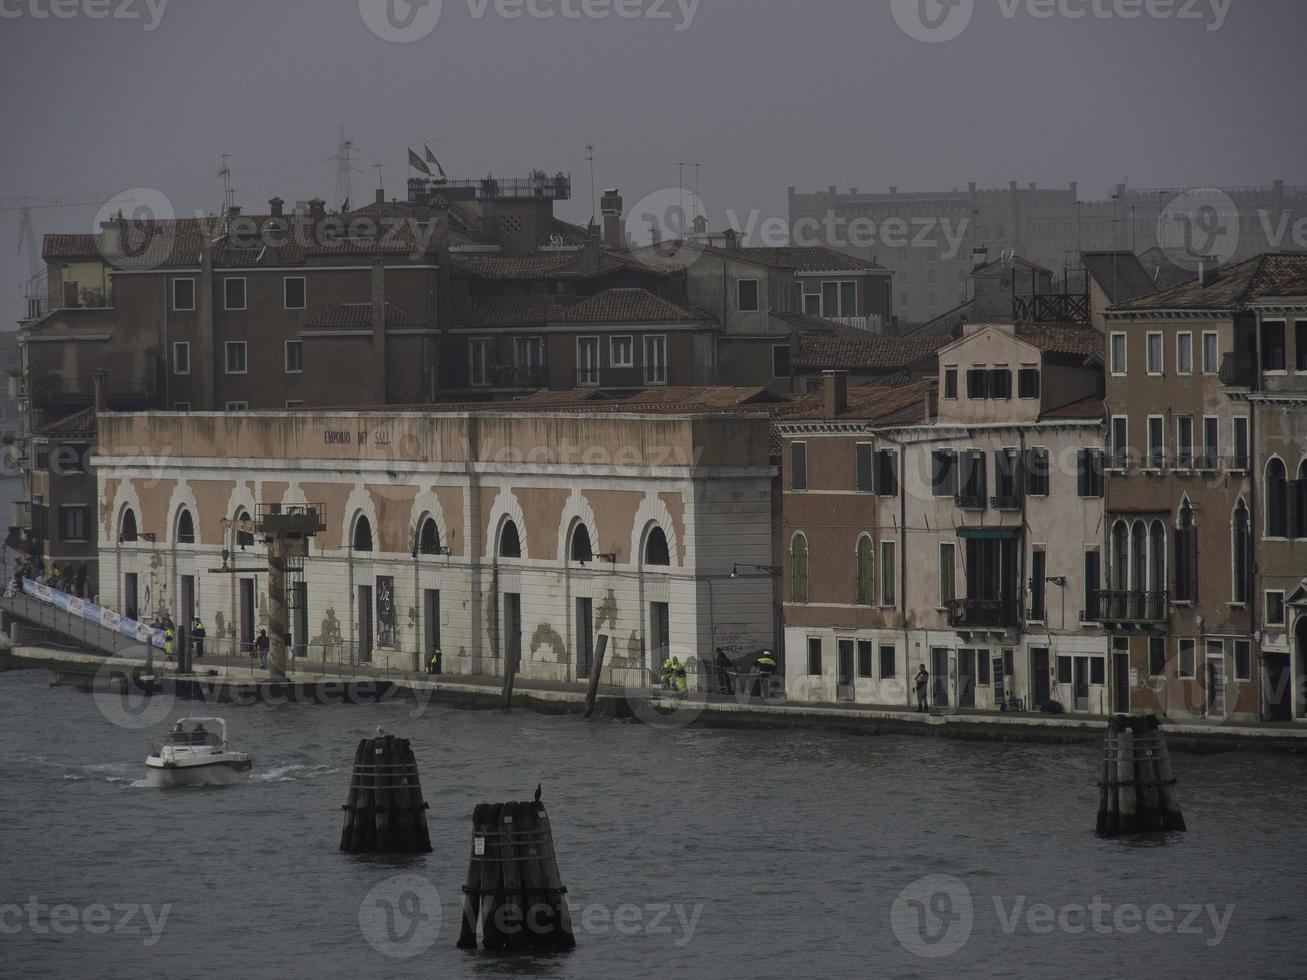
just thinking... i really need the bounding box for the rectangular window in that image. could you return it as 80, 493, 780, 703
224, 277, 246, 311
284, 276, 306, 310
643, 335, 667, 386
855, 443, 873, 493
803, 293, 820, 315
1025, 447, 1050, 497
224, 341, 247, 375
1057, 656, 1072, 684
284, 340, 304, 374
943, 367, 958, 399
1017, 367, 1040, 399
1176, 332, 1193, 375
1146, 416, 1164, 469
1266, 591, 1287, 627
1111, 417, 1129, 469
807, 637, 822, 676
172, 278, 195, 311
1030, 549, 1047, 621
58, 504, 87, 542
172, 341, 190, 375
610, 336, 633, 368
577, 336, 600, 386
879, 541, 896, 607
1232, 417, 1249, 470
978, 653, 991, 685
1262, 320, 1287, 372
1200, 417, 1219, 470
1091, 658, 1106, 686
939, 542, 955, 606
988, 368, 1011, 400
966, 368, 989, 400
1176, 416, 1193, 469
1110, 333, 1127, 375
1084, 550, 1101, 621
1298, 321, 1307, 372
1149, 637, 1167, 677
958, 450, 987, 508
225, 401, 248, 411
1077, 449, 1104, 497
932, 450, 957, 497
285, 400, 304, 409
469, 338, 490, 387
821, 280, 858, 317
874, 449, 898, 497
857, 640, 874, 678
771, 344, 791, 379
1202, 331, 1219, 374
1146, 332, 1163, 375
1234, 640, 1251, 681
879, 645, 897, 680
1178, 639, 1195, 678
790, 442, 807, 491
737, 279, 760, 312
174, 402, 191, 412
995, 449, 1021, 505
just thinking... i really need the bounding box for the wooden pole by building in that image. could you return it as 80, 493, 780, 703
267, 538, 288, 681
583, 634, 609, 719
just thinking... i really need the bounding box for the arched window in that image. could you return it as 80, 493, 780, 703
856, 535, 874, 605
1266, 459, 1288, 538
234, 508, 254, 549
176, 507, 195, 545
1232, 500, 1251, 603
644, 526, 670, 566
499, 520, 521, 559
1130, 521, 1147, 593
570, 524, 593, 563
119, 507, 138, 543
1111, 521, 1128, 591
1149, 520, 1166, 594
418, 517, 441, 555
353, 514, 373, 552
1298, 461, 1307, 539
791, 533, 809, 603
1175, 500, 1197, 602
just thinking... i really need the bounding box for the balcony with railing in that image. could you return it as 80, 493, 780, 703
576, 366, 666, 389
991, 493, 1023, 511
31, 377, 153, 408
482, 363, 549, 390
1219, 353, 1256, 388
946, 597, 1020, 630
1089, 590, 1169, 625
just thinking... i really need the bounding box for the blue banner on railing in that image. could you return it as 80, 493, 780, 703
21, 579, 165, 650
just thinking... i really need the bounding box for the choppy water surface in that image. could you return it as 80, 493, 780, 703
2, 667, 1305, 979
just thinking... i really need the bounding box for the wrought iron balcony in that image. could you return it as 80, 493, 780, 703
484, 364, 549, 389
1091, 590, 1169, 624
955, 492, 987, 511
1219, 353, 1256, 388
991, 493, 1023, 511
946, 597, 1020, 629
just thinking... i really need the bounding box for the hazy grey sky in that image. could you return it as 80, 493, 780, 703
3, 0, 1305, 320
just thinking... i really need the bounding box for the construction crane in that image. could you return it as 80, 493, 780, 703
0, 195, 111, 279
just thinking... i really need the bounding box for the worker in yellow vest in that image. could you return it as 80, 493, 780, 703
164, 625, 175, 662
755, 651, 777, 698
671, 657, 687, 694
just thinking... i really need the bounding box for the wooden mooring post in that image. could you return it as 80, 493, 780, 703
583, 634, 609, 720
339, 734, 432, 853
1096, 714, 1186, 837
457, 799, 576, 951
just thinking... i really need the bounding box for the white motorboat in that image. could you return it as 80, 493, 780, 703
145, 717, 253, 787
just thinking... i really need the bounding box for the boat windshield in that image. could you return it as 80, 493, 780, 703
165, 729, 223, 747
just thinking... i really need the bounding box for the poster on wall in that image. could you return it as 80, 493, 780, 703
376, 576, 396, 648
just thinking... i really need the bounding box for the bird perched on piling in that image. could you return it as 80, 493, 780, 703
376, 727, 388, 737
534, 783, 542, 803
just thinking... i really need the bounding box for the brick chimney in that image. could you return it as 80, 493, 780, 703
723, 227, 739, 250
376, 187, 385, 205
268, 196, 284, 218
308, 197, 326, 220
92, 368, 108, 415
601, 188, 624, 248
822, 370, 848, 418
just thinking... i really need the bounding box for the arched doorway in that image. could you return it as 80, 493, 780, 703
1296, 615, 1307, 721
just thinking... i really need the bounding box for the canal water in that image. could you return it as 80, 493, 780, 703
2, 667, 1305, 979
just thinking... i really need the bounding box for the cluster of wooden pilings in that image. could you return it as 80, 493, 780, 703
1096, 715, 1187, 838
339, 735, 433, 854
456, 801, 577, 951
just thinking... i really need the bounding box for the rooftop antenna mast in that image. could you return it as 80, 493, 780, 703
217, 154, 234, 213
328, 127, 361, 212
585, 142, 596, 226
677, 162, 687, 238
692, 163, 703, 221
372, 164, 384, 201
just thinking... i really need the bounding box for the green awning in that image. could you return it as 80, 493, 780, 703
957, 527, 1021, 540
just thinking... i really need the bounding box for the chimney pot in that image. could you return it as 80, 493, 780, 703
227, 205, 241, 218
308, 197, 326, 220
601, 188, 624, 247
92, 369, 108, 415
269, 196, 284, 217
822, 370, 848, 418
375, 188, 385, 205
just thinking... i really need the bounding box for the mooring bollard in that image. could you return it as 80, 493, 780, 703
457, 797, 576, 951
1096, 714, 1186, 838
339, 734, 432, 854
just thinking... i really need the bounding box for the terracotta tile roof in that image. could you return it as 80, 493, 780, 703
770, 311, 884, 339
36, 406, 96, 438
452, 254, 579, 279
302, 303, 428, 330
774, 379, 935, 423
1013, 323, 1104, 358
703, 244, 885, 272
42, 233, 99, 260
1110, 253, 1307, 313
1040, 395, 1105, 421
462, 296, 568, 328
794, 335, 949, 371
554, 288, 707, 324
1081, 251, 1158, 304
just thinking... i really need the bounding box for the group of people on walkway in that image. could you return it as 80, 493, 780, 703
660, 649, 779, 698
4, 558, 91, 601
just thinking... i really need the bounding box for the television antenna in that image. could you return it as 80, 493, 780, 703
327, 127, 361, 212
217, 154, 234, 213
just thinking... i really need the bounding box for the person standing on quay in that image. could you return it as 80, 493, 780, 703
914, 664, 930, 712
255, 629, 270, 669
192, 618, 206, 659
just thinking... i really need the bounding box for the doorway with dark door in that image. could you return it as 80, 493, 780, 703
179, 575, 194, 632
1113, 650, 1131, 713
357, 584, 373, 663
1031, 647, 1050, 710
124, 573, 138, 618
650, 602, 670, 678
503, 593, 522, 675
837, 639, 855, 702
424, 589, 441, 672
1073, 656, 1090, 712
292, 582, 308, 659
239, 577, 255, 657
958, 649, 977, 708
931, 647, 950, 707
575, 597, 594, 679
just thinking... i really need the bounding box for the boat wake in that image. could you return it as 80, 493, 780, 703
252, 763, 339, 783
